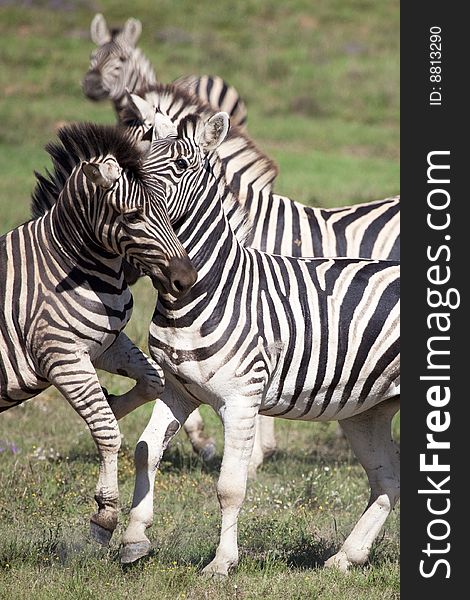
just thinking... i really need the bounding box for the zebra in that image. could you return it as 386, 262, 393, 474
119, 112, 400, 575
123, 86, 399, 263
122, 87, 400, 470
1, 122, 197, 545
82, 13, 248, 128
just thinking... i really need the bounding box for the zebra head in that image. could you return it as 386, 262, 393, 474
82, 14, 150, 104
81, 152, 197, 299
31, 122, 196, 299
143, 111, 230, 223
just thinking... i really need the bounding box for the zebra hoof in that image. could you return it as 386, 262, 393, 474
199, 441, 216, 463
324, 551, 351, 573
201, 559, 231, 577
90, 521, 113, 546
120, 540, 152, 564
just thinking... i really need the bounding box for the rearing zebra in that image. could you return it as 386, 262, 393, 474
123, 87, 400, 469
82, 13, 248, 128
1, 122, 196, 544
120, 113, 400, 575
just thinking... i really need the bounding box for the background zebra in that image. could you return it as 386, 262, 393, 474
1, 122, 196, 545
123, 87, 400, 470
119, 112, 400, 575
82, 13, 248, 128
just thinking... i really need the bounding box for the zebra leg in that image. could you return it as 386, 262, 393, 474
248, 415, 277, 478
50, 353, 122, 545
259, 415, 277, 458
93, 332, 164, 420
202, 404, 258, 577
324, 397, 400, 572
247, 415, 264, 479
120, 385, 196, 564
183, 408, 216, 462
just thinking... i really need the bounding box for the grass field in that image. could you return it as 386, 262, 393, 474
0, 1, 399, 598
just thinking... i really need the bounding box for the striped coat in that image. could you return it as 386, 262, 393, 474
121, 113, 400, 576
122, 86, 400, 464
1, 122, 196, 544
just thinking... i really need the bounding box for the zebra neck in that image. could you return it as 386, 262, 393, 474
209, 153, 252, 246
159, 175, 246, 314
46, 195, 122, 278
114, 49, 157, 116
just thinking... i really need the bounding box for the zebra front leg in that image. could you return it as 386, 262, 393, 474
325, 397, 400, 571
202, 403, 258, 577
51, 352, 122, 545
183, 407, 216, 462
121, 384, 196, 564
93, 332, 164, 420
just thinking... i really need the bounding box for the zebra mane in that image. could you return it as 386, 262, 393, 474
31, 122, 144, 219
110, 28, 123, 38
218, 185, 253, 248
121, 83, 279, 196
176, 113, 200, 139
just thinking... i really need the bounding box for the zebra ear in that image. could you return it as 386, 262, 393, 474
154, 113, 177, 139
90, 14, 111, 45
127, 92, 155, 127
122, 17, 142, 46
199, 112, 230, 152
82, 161, 122, 189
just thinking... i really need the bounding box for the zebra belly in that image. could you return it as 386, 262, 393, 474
260, 368, 400, 421
0, 340, 50, 405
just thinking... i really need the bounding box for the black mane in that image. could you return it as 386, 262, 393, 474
31, 122, 144, 218
176, 113, 200, 139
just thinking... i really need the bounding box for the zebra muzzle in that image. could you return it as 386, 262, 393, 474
82, 71, 108, 100
150, 257, 197, 300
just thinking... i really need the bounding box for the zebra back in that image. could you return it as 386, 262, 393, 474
122, 87, 399, 263
173, 73, 248, 129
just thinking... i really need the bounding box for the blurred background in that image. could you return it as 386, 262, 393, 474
0, 2, 399, 598
0, 0, 399, 233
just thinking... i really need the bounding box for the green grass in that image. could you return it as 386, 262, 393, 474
0, 385, 400, 599
0, 0, 399, 598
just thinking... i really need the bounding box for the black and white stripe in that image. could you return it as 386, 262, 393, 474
82, 13, 248, 127
122, 85, 399, 459
2, 122, 196, 543
121, 114, 400, 574
173, 73, 248, 130
124, 85, 399, 262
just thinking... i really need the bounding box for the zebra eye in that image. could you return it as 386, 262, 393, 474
124, 209, 143, 224
119, 55, 127, 62
175, 158, 189, 170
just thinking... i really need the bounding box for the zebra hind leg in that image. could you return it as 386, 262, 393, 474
324, 397, 400, 571
93, 332, 164, 421
52, 353, 123, 545
183, 408, 216, 462
248, 415, 278, 478
247, 415, 264, 479
259, 415, 277, 458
